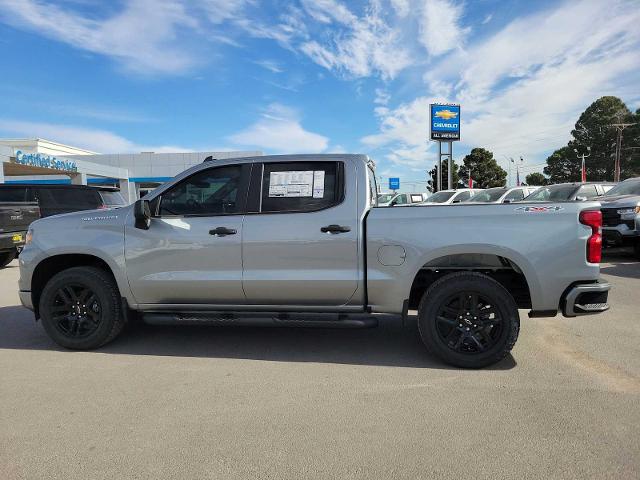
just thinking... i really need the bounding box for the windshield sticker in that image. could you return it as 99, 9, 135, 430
515, 206, 563, 213
269, 170, 325, 198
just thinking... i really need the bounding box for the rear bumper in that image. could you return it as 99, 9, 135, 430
19, 290, 33, 311
0, 231, 26, 252
562, 282, 611, 317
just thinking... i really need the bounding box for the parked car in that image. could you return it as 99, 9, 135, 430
18, 154, 610, 368
377, 192, 428, 206
466, 186, 539, 204
0, 184, 124, 218
599, 177, 640, 258
523, 182, 614, 202
421, 188, 481, 205
0, 188, 40, 268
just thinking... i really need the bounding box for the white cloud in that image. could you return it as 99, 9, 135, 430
253, 59, 283, 73
419, 0, 468, 56
0, 119, 191, 153
228, 104, 329, 153
365, 0, 640, 169
0, 0, 202, 74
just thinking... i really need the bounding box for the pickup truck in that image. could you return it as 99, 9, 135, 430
17, 154, 611, 368
599, 177, 640, 259
0, 201, 40, 268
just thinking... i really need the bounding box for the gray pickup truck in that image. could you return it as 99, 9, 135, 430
17, 154, 611, 368
600, 177, 640, 259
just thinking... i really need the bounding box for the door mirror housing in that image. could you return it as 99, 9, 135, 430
134, 199, 151, 230
575, 195, 588, 202
503, 198, 513, 204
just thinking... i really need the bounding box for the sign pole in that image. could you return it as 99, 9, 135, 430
447, 141, 453, 190
437, 141, 442, 192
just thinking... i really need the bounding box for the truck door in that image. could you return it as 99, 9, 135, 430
241, 159, 361, 306
124, 163, 250, 305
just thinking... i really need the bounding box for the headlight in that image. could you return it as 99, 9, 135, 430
617, 207, 640, 215
25, 229, 33, 245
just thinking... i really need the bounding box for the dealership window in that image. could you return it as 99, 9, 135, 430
0, 187, 27, 202
159, 165, 242, 216
260, 161, 341, 213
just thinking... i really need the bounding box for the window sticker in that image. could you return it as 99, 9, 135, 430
268, 170, 325, 198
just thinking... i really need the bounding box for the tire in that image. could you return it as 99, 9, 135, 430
0, 250, 16, 269
417, 271, 520, 368
39, 266, 126, 349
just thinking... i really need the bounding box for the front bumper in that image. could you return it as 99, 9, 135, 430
19, 290, 33, 311
562, 282, 611, 317
602, 224, 639, 246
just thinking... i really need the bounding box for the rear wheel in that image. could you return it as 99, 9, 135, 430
0, 250, 16, 269
39, 266, 126, 349
417, 271, 520, 368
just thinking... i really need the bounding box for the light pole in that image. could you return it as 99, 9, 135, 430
573, 146, 591, 183
510, 157, 523, 186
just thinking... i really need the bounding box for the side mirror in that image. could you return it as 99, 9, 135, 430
452, 199, 461, 203
575, 195, 588, 202
134, 199, 151, 230
503, 199, 513, 204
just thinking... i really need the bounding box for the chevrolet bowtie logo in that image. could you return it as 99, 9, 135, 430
434, 109, 458, 120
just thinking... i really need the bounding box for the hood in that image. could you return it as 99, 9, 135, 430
31, 206, 129, 231
599, 194, 640, 208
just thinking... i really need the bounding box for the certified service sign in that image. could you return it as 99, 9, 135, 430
430, 103, 460, 141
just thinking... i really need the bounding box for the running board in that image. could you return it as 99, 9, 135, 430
142, 312, 378, 329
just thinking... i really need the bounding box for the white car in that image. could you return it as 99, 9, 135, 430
377, 192, 428, 207
421, 188, 481, 205
466, 186, 539, 204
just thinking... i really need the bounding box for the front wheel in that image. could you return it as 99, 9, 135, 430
417, 271, 520, 368
39, 266, 126, 349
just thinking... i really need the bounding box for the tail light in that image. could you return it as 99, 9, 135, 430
579, 210, 602, 263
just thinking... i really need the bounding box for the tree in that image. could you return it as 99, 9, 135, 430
525, 172, 548, 186
427, 160, 459, 192
544, 96, 639, 182
458, 147, 507, 188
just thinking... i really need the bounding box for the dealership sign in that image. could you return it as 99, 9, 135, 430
14, 150, 78, 173
430, 103, 460, 141
389, 177, 400, 190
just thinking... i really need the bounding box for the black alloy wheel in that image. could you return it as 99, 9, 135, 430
49, 284, 102, 339
434, 292, 503, 354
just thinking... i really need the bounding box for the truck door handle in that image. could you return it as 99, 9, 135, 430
209, 227, 237, 236
321, 224, 351, 234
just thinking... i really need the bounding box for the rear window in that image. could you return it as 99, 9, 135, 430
260, 161, 341, 213
424, 191, 456, 203
0, 187, 27, 202
35, 188, 103, 209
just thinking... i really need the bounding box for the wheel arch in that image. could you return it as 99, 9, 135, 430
407, 249, 537, 311
31, 253, 120, 318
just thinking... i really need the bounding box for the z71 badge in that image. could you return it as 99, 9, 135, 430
514, 206, 563, 213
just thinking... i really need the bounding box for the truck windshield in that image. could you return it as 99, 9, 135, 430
469, 188, 505, 202
525, 184, 577, 201
424, 191, 456, 203
605, 180, 640, 196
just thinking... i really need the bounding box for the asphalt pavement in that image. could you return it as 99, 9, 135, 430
0, 252, 638, 479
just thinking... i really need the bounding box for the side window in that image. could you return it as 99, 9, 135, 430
367, 166, 378, 207
454, 191, 471, 202
260, 161, 341, 213
160, 165, 243, 216
504, 189, 524, 202
579, 185, 598, 198
396, 194, 408, 204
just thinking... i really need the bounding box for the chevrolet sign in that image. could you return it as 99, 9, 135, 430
430, 103, 461, 141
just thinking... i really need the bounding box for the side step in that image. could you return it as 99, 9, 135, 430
142, 312, 378, 329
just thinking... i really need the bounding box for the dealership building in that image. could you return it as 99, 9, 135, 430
0, 138, 260, 203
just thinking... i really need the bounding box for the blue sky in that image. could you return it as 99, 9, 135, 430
0, 0, 638, 188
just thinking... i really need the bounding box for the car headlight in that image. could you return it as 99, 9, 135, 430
25, 229, 33, 245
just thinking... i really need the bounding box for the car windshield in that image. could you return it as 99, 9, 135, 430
604, 180, 640, 196
100, 190, 126, 206
524, 184, 578, 201
468, 188, 505, 202
377, 194, 395, 203
424, 191, 456, 203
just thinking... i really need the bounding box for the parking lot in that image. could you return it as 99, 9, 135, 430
0, 252, 638, 480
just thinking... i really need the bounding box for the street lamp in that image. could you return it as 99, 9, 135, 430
573, 146, 591, 183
